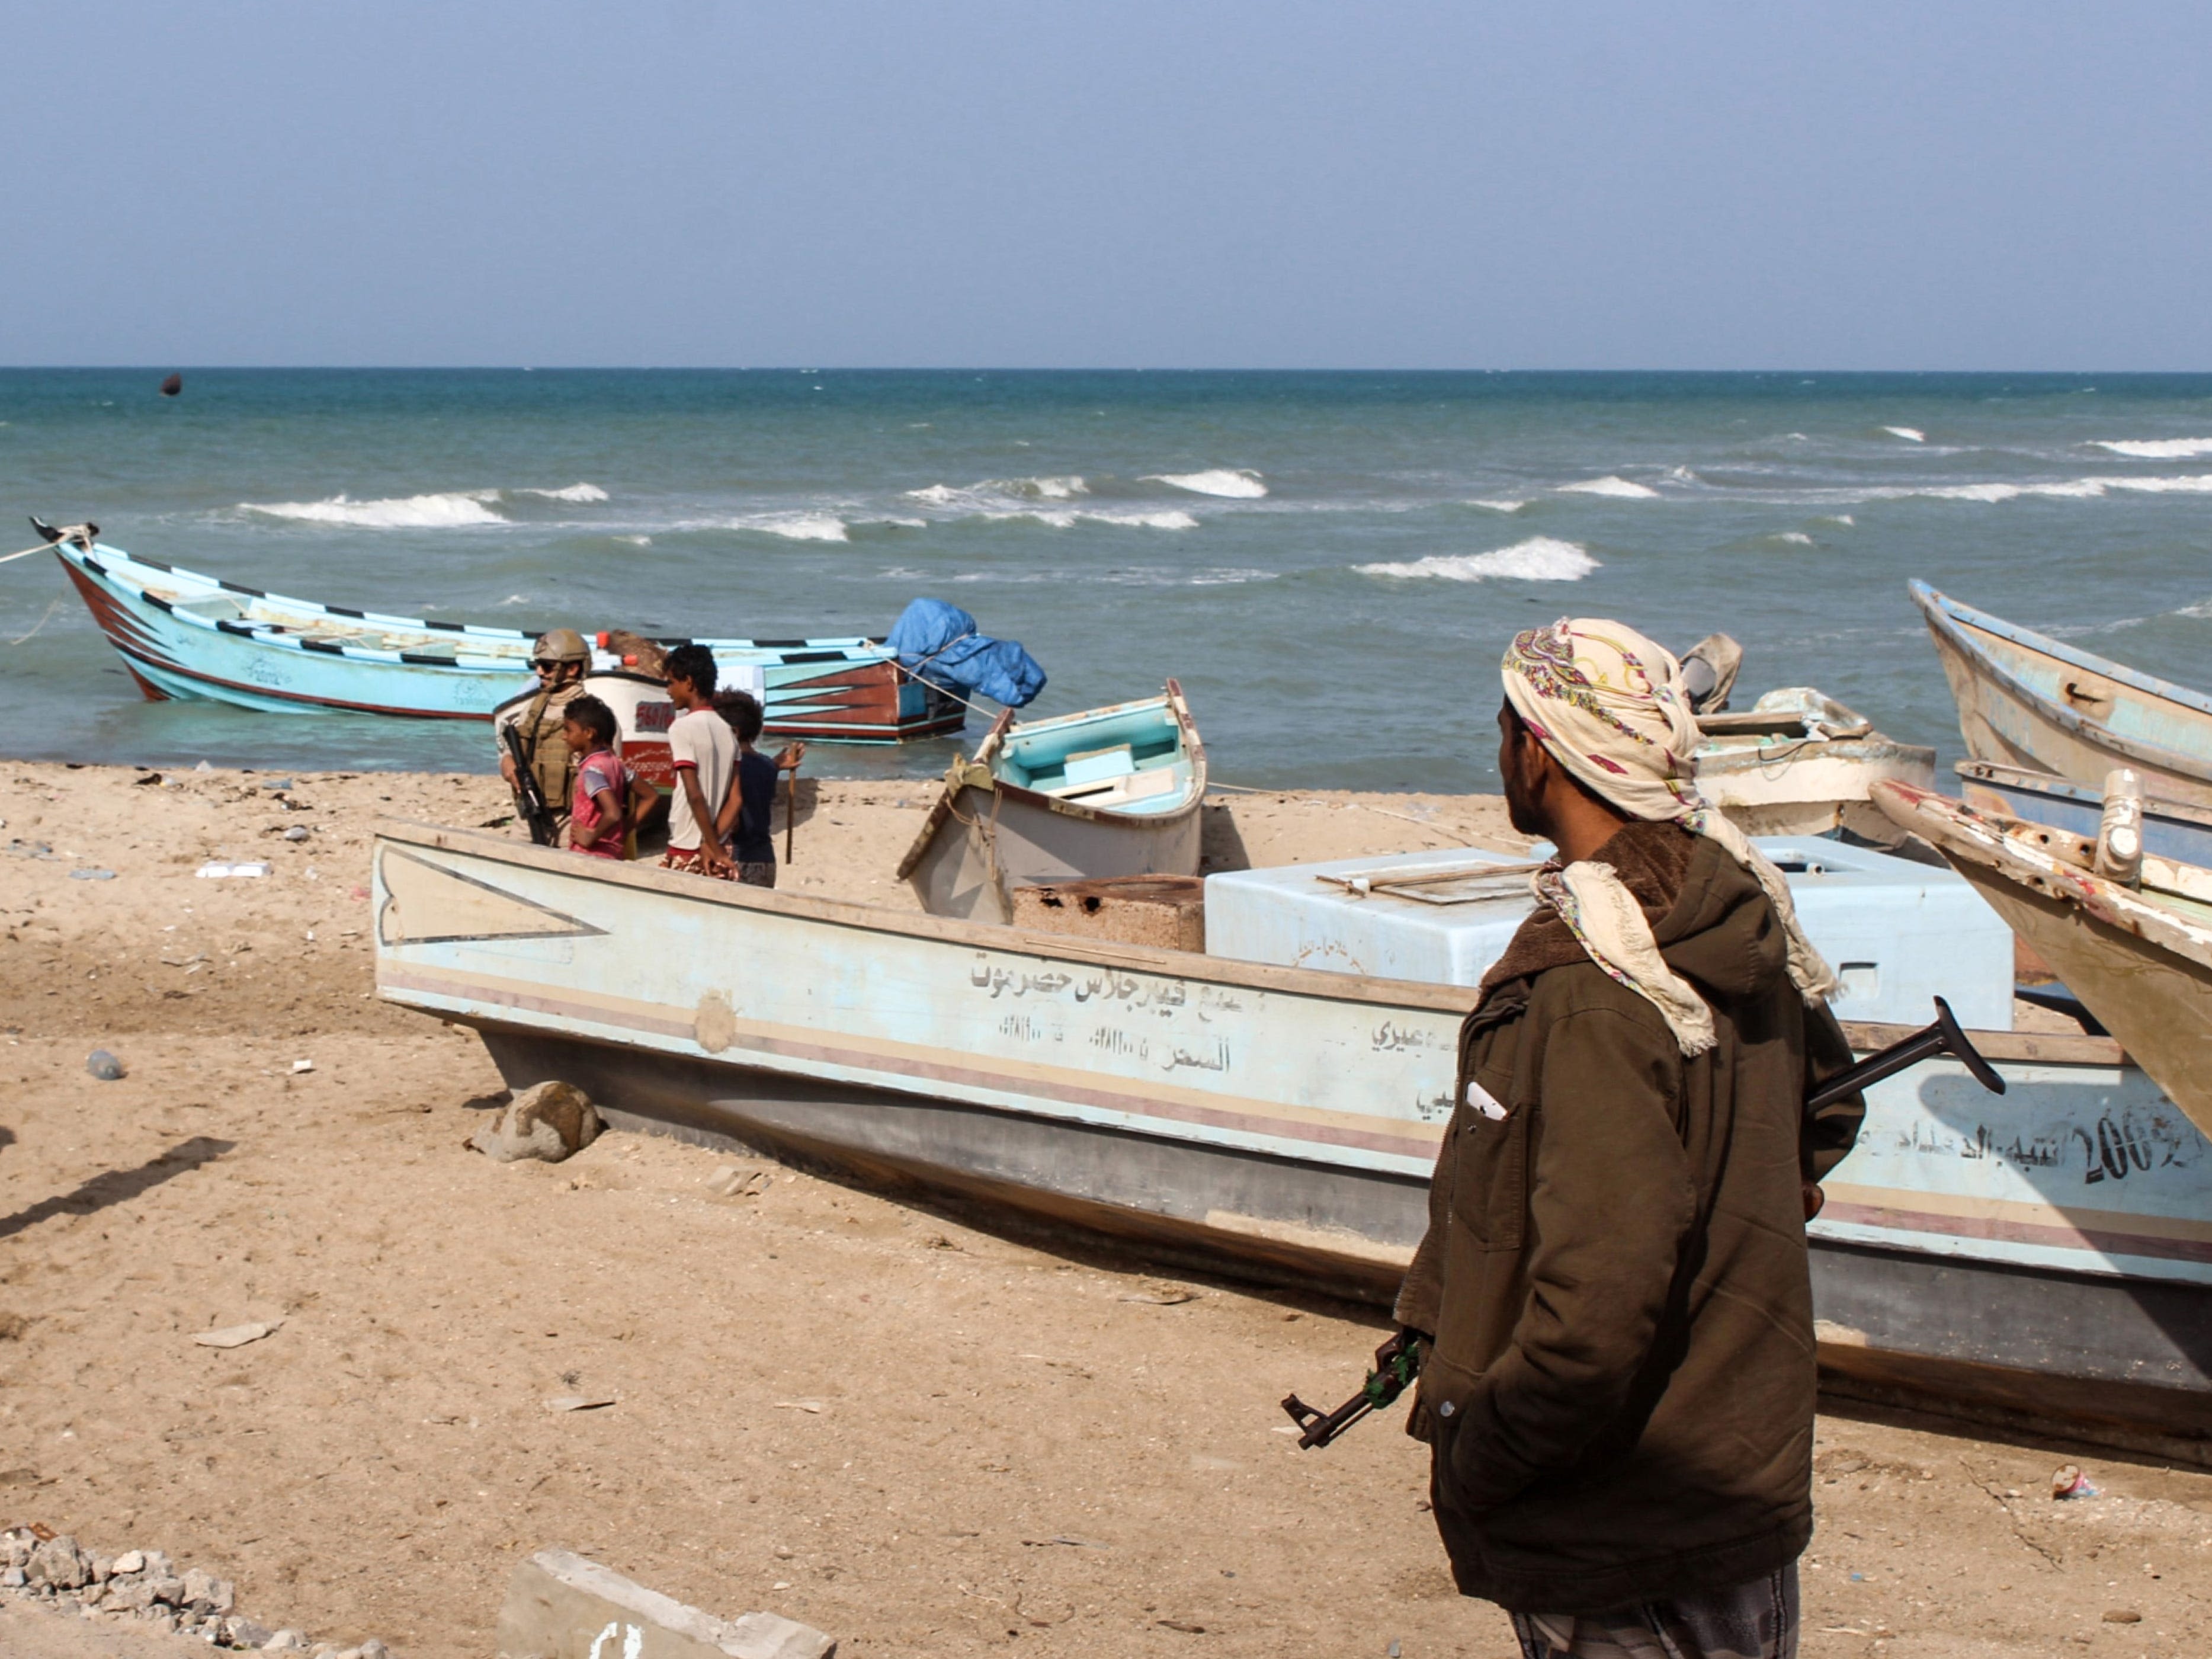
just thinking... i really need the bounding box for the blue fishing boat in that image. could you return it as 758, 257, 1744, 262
1913, 579, 2212, 808
45, 531, 966, 743
374, 821, 2212, 1456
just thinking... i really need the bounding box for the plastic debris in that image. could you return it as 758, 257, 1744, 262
68, 867, 116, 880
192, 1321, 280, 1349
2053, 1464, 2099, 1500
195, 861, 270, 879
85, 1049, 126, 1081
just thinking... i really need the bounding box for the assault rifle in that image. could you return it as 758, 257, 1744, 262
502, 721, 559, 847
1281, 1329, 1423, 1449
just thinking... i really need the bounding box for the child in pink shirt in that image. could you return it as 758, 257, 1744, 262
563, 695, 652, 859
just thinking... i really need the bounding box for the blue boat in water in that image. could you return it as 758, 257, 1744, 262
45, 530, 967, 743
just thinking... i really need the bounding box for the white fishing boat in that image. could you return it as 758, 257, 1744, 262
897, 683, 1206, 923
1692, 687, 1936, 845
1913, 579, 2212, 808
374, 821, 2212, 1456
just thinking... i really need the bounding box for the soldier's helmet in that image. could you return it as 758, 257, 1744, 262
533, 627, 590, 665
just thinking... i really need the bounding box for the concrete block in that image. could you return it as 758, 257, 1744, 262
495, 1549, 833, 1659
1011, 875, 1206, 952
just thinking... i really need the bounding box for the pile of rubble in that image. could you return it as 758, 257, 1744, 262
2, 1528, 396, 1657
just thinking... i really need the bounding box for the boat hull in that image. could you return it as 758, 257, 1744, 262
56, 541, 965, 744
375, 824, 2212, 1453
1913, 579, 2212, 806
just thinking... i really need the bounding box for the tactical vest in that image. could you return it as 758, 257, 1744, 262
512, 682, 584, 822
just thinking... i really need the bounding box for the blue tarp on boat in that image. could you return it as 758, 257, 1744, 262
885, 598, 1046, 708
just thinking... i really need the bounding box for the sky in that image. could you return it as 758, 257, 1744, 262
5, 4, 2209, 370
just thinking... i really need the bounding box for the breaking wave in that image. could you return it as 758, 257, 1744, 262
908, 476, 1088, 507
1768, 531, 1815, 546
1142, 468, 1268, 499
1357, 537, 1598, 582
1896, 473, 2212, 504
1467, 498, 1528, 513
1883, 427, 1925, 443
241, 491, 505, 528
722, 513, 851, 543
516, 482, 610, 502
2093, 438, 2212, 459
1559, 475, 1659, 499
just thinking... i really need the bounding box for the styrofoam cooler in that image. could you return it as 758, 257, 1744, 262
1203, 837, 2016, 1030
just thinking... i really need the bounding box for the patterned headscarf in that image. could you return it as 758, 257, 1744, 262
1502, 617, 1838, 1054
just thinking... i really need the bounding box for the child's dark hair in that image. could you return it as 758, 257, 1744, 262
714, 688, 765, 745
565, 693, 618, 748
663, 643, 718, 696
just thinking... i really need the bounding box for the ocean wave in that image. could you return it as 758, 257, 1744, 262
1883, 426, 1926, 443
1357, 537, 1598, 583
515, 482, 610, 502
241, 491, 506, 528
1559, 475, 1659, 500
2094, 438, 2212, 459
1467, 498, 1528, 513
1901, 474, 2212, 504
1768, 531, 1815, 546
1817, 514, 1855, 527
1004, 508, 1199, 531
908, 475, 1088, 507
728, 513, 851, 542
1142, 468, 1268, 499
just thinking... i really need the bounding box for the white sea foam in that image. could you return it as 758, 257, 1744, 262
1771, 531, 1815, 546
1357, 537, 1598, 582
1142, 468, 1268, 499
2094, 438, 2212, 459
998, 508, 1199, 531
1467, 498, 1528, 513
241, 491, 505, 528
1883, 426, 1926, 443
516, 482, 610, 502
735, 513, 850, 542
1818, 514, 1855, 527
906, 475, 1088, 506
617, 535, 652, 547
1899, 473, 2212, 504
1559, 475, 1659, 499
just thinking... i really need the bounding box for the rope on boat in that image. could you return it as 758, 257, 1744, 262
4, 597, 63, 646
0, 544, 50, 566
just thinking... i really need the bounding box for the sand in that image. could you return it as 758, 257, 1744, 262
2, 761, 2210, 1658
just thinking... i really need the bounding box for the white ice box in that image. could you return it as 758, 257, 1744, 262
1203, 837, 2015, 1031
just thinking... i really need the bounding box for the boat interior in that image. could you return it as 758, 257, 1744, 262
993, 697, 1195, 814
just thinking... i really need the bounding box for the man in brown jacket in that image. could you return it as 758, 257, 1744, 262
1395, 617, 1863, 1659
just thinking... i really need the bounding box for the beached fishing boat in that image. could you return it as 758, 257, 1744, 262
1912, 579, 2212, 808
46, 534, 966, 743
896, 683, 1206, 923
1874, 778, 2212, 1137
374, 821, 2212, 1456
1691, 687, 1936, 845
1957, 759, 2212, 869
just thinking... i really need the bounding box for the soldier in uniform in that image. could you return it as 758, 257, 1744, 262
495, 629, 593, 840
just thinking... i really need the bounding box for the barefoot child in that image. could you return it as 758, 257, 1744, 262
563, 694, 655, 860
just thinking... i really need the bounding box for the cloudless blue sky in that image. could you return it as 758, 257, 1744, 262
7, 4, 2208, 369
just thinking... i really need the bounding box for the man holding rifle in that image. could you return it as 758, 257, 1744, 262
1394, 617, 1864, 1659
496, 629, 592, 843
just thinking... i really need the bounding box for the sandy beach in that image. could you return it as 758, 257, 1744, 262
4, 761, 2210, 1658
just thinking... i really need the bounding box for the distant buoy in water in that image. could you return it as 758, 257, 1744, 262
159, 373, 182, 396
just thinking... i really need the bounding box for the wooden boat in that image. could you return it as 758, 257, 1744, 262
1691, 687, 1935, 845
49, 536, 965, 744
374, 819, 2212, 1458
896, 683, 1206, 923
1912, 579, 2212, 808
1957, 759, 2212, 869
1874, 779, 2212, 1135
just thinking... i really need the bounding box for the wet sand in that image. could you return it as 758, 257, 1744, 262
2, 761, 2208, 1658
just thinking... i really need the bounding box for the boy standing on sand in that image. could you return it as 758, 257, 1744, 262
713, 688, 798, 888
562, 694, 656, 860
658, 645, 737, 879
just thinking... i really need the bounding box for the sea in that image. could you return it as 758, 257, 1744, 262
6, 368, 2212, 794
